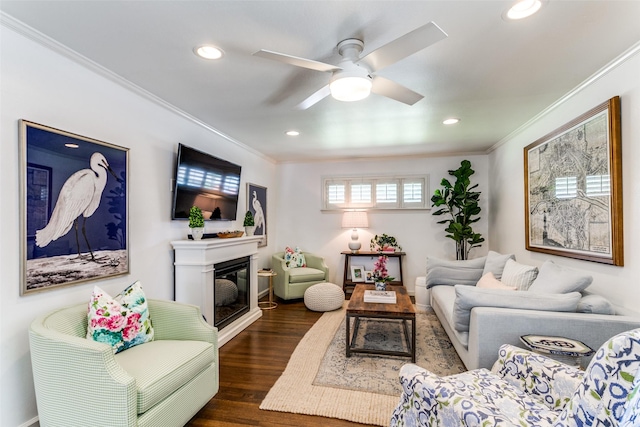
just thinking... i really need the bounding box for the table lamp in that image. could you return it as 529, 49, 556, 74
342, 211, 369, 253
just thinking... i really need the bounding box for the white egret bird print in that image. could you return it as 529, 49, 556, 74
35, 152, 121, 261
252, 190, 265, 233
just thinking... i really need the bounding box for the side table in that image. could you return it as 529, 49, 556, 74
258, 270, 277, 310
520, 334, 594, 367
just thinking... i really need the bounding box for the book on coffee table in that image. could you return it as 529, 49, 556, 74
363, 290, 397, 304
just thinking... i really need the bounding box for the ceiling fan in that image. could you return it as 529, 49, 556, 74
253, 22, 447, 109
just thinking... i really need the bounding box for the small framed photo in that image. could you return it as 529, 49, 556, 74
364, 270, 374, 283
350, 265, 365, 282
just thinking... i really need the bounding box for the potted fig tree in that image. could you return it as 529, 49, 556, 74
431, 160, 484, 260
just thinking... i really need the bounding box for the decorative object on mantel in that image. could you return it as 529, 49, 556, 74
369, 233, 402, 253
243, 210, 256, 236
431, 160, 484, 260
20, 120, 129, 295
372, 255, 394, 291
342, 210, 369, 253
188, 206, 205, 240
216, 230, 244, 238
524, 96, 623, 266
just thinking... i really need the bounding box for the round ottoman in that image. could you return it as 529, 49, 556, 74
304, 282, 344, 312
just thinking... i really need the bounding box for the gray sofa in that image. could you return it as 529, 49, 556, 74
427, 252, 640, 370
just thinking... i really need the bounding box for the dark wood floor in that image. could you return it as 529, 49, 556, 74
186, 298, 369, 426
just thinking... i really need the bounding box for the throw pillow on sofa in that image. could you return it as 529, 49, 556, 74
481, 251, 515, 280
87, 281, 154, 354
576, 294, 616, 315
476, 272, 516, 290
501, 259, 538, 290
527, 260, 593, 294
452, 285, 582, 332
425, 256, 486, 288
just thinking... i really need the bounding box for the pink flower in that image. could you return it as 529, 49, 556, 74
373, 256, 394, 283
106, 313, 125, 331
122, 324, 140, 341
126, 312, 141, 327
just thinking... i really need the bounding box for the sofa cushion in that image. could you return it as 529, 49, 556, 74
87, 281, 154, 354
425, 256, 486, 288
476, 272, 516, 290
115, 340, 215, 414
528, 260, 593, 294
452, 285, 582, 332
288, 267, 325, 283
501, 259, 539, 290
576, 294, 616, 315
431, 285, 469, 347
482, 251, 515, 280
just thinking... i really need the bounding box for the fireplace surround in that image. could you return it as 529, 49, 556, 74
171, 236, 263, 346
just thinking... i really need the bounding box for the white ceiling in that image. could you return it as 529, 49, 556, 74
2, 1, 640, 162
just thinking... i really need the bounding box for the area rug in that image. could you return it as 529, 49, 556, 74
259, 303, 465, 426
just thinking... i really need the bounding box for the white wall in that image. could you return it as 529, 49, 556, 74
488, 44, 640, 311
275, 154, 489, 294
0, 24, 277, 426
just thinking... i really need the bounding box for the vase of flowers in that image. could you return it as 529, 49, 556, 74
372, 255, 394, 291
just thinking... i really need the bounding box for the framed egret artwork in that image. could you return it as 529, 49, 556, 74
19, 120, 129, 294
247, 183, 267, 247
524, 96, 623, 266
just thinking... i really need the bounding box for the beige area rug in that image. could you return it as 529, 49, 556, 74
259, 303, 465, 426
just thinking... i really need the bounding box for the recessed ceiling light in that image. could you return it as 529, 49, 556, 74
64, 143, 79, 148
194, 45, 225, 60
504, 0, 543, 20
285, 130, 300, 136
443, 118, 460, 125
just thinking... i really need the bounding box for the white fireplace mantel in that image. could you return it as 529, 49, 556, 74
171, 236, 263, 346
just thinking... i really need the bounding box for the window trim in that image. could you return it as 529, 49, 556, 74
322, 174, 429, 211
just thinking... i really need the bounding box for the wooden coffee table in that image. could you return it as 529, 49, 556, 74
346, 284, 416, 362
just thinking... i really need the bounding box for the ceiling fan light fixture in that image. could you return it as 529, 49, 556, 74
329, 76, 372, 102
194, 45, 225, 60
505, 0, 542, 20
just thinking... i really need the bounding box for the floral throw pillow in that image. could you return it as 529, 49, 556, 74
86, 281, 154, 354
283, 246, 306, 268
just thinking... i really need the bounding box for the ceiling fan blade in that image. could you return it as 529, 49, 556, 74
253, 49, 340, 73
295, 85, 331, 110
371, 76, 424, 106
360, 22, 448, 72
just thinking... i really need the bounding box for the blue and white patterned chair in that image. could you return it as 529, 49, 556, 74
391, 328, 640, 426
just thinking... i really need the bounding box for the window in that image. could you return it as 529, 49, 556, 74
322, 175, 429, 210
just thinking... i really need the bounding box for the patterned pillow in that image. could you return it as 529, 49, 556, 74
86, 281, 154, 354
283, 246, 306, 268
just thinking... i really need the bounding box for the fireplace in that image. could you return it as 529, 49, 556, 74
171, 236, 262, 346
214, 256, 250, 330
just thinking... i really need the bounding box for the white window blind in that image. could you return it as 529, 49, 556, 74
322, 175, 428, 210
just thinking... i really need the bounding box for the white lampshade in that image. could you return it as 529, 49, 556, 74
342, 211, 369, 229
342, 211, 368, 253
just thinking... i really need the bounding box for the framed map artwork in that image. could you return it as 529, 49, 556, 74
524, 96, 623, 266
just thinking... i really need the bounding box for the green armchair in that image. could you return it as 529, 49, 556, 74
29, 299, 218, 426
272, 252, 330, 300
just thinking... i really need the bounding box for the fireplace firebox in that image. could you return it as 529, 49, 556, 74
214, 256, 250, 330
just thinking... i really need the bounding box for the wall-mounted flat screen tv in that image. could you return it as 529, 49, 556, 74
171, 143, 241, 221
